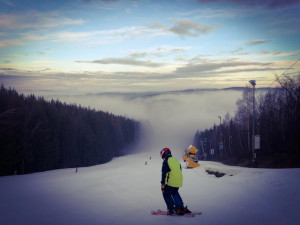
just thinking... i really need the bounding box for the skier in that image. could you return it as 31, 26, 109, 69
160, 147, 191, 215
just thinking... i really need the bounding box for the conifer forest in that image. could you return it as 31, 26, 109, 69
0, 85, 140, 176
193, 75, 300, 168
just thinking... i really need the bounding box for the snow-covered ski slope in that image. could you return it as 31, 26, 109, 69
1, 152, 299, 225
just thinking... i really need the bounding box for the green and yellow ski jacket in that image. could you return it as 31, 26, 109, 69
161, 155, 183, 187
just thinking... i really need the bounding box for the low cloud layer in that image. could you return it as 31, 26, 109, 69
46, 90, 242, 157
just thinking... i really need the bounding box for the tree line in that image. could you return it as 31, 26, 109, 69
193, 75, 300, 168
0, 85, 140, 176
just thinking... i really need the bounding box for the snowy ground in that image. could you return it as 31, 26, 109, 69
1, 152, 300, 225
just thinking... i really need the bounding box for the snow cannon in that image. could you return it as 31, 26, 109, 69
183, 145, 200, 168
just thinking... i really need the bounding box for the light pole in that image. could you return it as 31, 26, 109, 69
218, 116, 222, 161
249, 80, 256, 166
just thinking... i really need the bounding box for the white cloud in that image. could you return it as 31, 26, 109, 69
128, 46, 189, 58
245, 40, 271, 46
152, 21, 216, 38
0, 0, 15, 7
76, 57, 166, 67
196, 0, 300, 9
0, 38, 24, 47
51, 25, 167, 44
0, 11, 84, 30
174, 59, 272, 77
177, 7, 241, 19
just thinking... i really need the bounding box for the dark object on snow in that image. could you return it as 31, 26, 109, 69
151, 209, 201, 217
206, 169, 225, 178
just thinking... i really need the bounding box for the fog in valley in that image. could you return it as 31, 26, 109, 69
46, 90, 242, 158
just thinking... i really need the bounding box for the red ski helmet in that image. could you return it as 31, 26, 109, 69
160, 148, 171, 159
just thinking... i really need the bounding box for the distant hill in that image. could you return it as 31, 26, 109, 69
86, 87, 273, 99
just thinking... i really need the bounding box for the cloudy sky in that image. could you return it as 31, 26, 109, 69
0, 0, 299, 95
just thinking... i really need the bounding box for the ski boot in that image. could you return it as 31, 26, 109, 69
175, 207, 185, 216
181, 206, 191, 214
167, 208, 176, 215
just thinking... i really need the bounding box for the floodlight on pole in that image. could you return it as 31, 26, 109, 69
249, 80, 256, 166
249, 80, 256, 87
218, 116, 222, 160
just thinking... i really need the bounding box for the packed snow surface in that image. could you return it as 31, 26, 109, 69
1, 153, 300, 225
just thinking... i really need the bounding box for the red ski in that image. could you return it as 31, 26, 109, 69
151, 209, 201, 217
